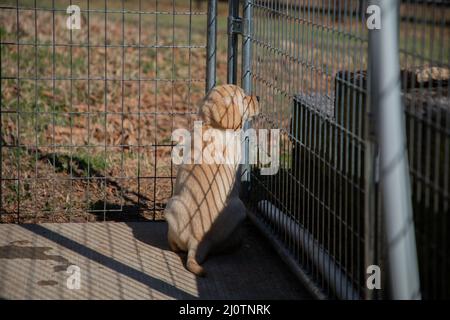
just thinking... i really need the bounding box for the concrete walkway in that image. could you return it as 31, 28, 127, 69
0, 221, 311, 299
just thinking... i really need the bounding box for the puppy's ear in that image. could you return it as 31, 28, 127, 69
230, 98, 245, 129
198, 89, 224, 126
200, 85, 244, 129
217, 96, 243, 129
242, 95, 260, 120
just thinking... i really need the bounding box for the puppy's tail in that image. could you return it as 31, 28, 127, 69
187, 246, 206, 277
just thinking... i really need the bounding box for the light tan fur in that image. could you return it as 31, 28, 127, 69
165, 84, 260, 276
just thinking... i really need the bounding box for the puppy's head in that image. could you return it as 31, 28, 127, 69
199, 84, 260, 130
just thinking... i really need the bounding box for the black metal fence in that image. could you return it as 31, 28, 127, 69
232, 0, 449, 299
240, 0, 372, 300
399, 0, 450, 299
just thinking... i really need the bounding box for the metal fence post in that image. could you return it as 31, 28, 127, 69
0, 32, 2, 215
368, 0, 421, 300
206, 0, 217, 93
241, 0, 252, 93
241, 0, 252, 184
227, 0, 240, 84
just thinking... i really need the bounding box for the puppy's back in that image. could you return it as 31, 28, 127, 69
169, 162, 239, 241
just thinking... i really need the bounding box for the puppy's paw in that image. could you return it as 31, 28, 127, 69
187, 257, 206, 277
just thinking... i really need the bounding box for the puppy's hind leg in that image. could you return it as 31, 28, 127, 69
208, 197, 247, 253
166, 217, 183, 253
186, 239, 209, 277
168, 232, 181, 253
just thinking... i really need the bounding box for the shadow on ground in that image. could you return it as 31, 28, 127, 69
0, 218, 311, 299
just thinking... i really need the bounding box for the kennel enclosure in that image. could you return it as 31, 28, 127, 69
1, 0, 450, 300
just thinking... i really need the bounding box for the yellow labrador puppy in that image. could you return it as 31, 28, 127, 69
165, 84, 259, 276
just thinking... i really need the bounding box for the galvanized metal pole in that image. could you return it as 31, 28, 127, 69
227, 0, 239, 84
241, 0, 252, 184
206, 0, 217, 93
241, 0, 252, 93
0, 32, 2, 215
368, 0, 421, 300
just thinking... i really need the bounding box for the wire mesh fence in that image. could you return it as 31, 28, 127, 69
1, 0, 449, 300
245, 0, 371, 300
398, 0, 450, 299
0, 0, 208, 223
242, 0, 449, 299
